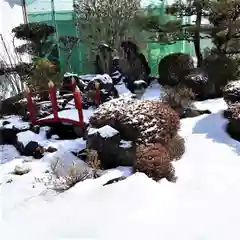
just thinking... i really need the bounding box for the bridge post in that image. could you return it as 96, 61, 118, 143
48, 81, 59, 120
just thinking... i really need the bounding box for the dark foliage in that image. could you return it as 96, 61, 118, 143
158, 53, 194, 86
165, 134, 185, 161
12, 23, 55, 42
134, 143, 176, 182
203, 53, 238, 96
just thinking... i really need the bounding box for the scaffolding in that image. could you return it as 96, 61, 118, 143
25, 0, 195, 75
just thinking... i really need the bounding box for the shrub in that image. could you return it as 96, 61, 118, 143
224, 103, 240, 120
12, 23, 55, 42
203, 53, 238, 96
50, 156, 101, 191
85, 149, 101, 169
161, 84, 195, 112
28, 59, 60, 99
134, 143, 176, 182
223, 80, 240, 105
90, 97, 180, 144
158, 53, 194, 86
165, 134, 185, 161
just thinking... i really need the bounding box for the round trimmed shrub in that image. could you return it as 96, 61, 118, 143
89, 97, 180, 144
158, 53, 194, 86
223, 80, 240, 105
134, 143, 175, 181
161, 84, 195, 113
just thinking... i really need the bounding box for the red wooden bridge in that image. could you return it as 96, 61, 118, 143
26, 78, 100, 128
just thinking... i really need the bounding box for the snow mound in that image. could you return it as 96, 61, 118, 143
0, 115, 30, 130
0, 145, 20, 164
88, 125, 119, 138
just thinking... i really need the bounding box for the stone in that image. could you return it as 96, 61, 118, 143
87, 126, 135, 169
13, 164, 31, 175
23, 141, 44, 159
85, 74, 119, 105
103, 176, 127, 186
59, 72, 86, 95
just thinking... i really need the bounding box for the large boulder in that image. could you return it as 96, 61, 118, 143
158, 53, 194, 86
87, 125, 135, 169
59, 72, 86, 96
85, 74, 119, 105
0, 127, 24, 154
89, 97, 180, 145
223, 80, 240, 105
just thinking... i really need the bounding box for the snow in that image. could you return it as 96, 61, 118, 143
224, 80, 240, 92
92, 74, 113, 84
0, 115, 30, 130
88, 125, 119, 138
40, 108, 94, 123
1, 81, 240, 239
120, 140, 132, 148
63, 72, 78, 78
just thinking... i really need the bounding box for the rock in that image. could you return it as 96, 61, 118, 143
46, 123, 84, 139
110, 70, 124, 85
103, 176, 127, 186
59, 72, 87, 95
180, 107, 211, 119
13, 164, 31, 175
2, 120, 10, 126
85, 74, 119, 104
0, 127, 18, 145
23, 141, 44, 159
45, 146, 57, 153
158, 53, 194, 86
87, 126, 136, 169
6, 178, 13, 184
0, 127, 24, 154
125, 80, 148, 97
30, 124, 40, 134
223, 80, 240, 104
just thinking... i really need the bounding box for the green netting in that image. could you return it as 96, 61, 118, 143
25, 0, 195, 76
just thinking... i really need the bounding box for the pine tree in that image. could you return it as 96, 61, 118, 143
207, 0, 240, 55
138, 0, 213, 67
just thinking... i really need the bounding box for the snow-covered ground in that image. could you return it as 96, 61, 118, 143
1, 81, 240, 240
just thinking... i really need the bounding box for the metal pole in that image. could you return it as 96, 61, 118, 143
51, 0, 59, 41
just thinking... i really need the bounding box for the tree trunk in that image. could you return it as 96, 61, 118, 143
194, 3, 203, 67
